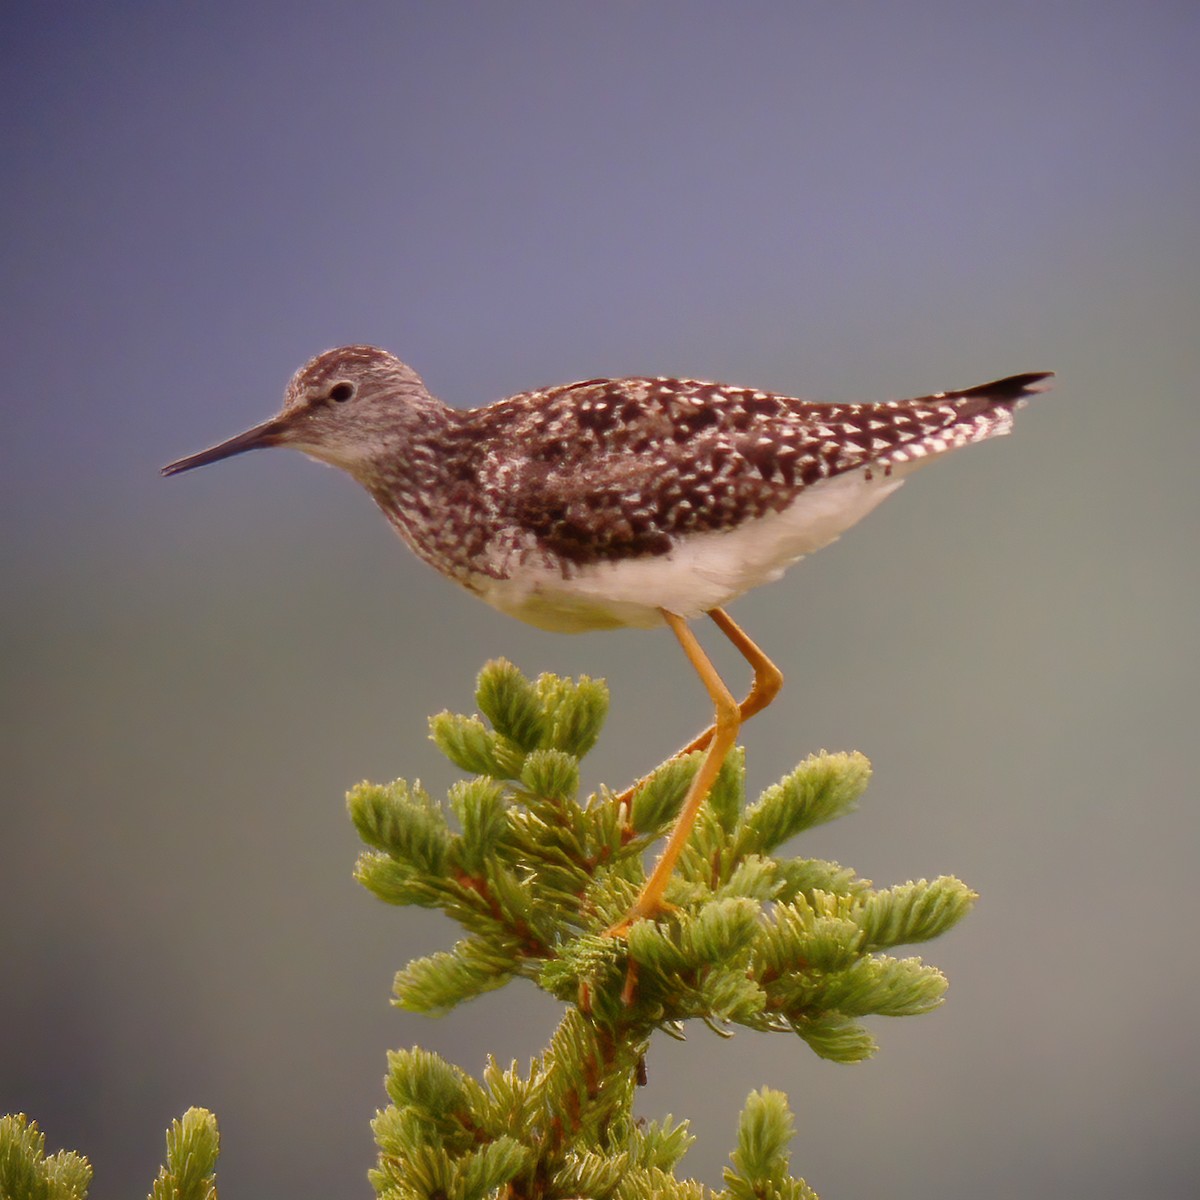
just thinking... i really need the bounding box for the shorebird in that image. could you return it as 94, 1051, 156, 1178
164, 348, 1050, 928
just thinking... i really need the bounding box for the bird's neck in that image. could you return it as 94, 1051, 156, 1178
356, 405, 481, 577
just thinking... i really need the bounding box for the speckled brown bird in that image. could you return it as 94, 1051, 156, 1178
163, 347, 1051, 929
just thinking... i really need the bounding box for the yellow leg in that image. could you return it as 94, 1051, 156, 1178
613, 607, 783, 807
606, 609, 742, 934
708, 607, 784, 728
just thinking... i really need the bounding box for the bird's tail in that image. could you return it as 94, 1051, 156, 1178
950, 371, 1054, 413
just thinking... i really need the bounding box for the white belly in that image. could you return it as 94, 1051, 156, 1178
473, 465, 909, 632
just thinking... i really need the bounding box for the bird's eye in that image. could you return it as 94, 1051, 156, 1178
329, 381, 356, 403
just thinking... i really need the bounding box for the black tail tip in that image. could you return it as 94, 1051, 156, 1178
958, 371, 1054, 402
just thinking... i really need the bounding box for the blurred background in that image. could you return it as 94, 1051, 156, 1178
2, 3, 1197, 1197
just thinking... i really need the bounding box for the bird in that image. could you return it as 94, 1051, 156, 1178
163, 346, 1051, 930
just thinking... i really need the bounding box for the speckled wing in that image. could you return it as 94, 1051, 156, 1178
481, 372, 1051, 567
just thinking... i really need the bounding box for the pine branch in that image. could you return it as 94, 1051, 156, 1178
4, 657, 977, 1199
350, 658, 979, 1197
0, 1109, 218, 1200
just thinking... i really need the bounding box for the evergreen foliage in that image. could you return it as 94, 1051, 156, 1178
0, 1108, 218, 1200
0, 1114, 91, 1200
348, 659, 977, 1198
4, 658, 975, 1198
148, 1109, 220, 1200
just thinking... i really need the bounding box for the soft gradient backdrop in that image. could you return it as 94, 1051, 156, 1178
3, 3, 1197, 1198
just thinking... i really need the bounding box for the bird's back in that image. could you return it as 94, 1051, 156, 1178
467, 372, 1051, 570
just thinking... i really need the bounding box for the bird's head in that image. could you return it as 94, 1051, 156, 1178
161, 345, 442, 481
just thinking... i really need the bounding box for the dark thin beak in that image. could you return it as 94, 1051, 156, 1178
161, 416, 287, 477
